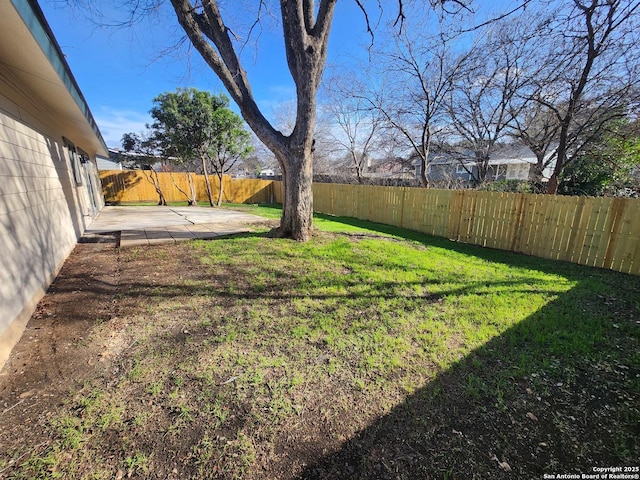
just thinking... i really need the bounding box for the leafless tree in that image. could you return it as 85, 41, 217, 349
445, 21, 530, 184
120, 132, 169, 205
71, 0, 539, 228
522, 0, 640, 193
507, 104, 559, 192
482, 12, 562, 191
272, 99, 336, 176
165, 0, 342, 239
322, 70, 383, 183
366, 10, 470, 188
165, 1, 486, 236
311, 112, 341, 176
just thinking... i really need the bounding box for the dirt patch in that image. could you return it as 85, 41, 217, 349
0, 236, 638, 479
0, 242, 120, 461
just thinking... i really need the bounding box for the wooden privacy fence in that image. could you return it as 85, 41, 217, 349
98, 173, 640, 275
100, 170, 276, 205
310, 183, 640, 275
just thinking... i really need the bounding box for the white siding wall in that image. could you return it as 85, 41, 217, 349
506, 163, 531, 181
0, 91, 102, 367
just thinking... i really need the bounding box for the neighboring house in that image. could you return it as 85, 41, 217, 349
413, 145, 556, 184
109, 148, 175, 172
97, 155, 122, 171
366, 157, 414, 180
0, 0, 108, 368
259, 168, 277, 179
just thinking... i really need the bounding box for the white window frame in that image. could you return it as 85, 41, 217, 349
64, 138, 83, 186
456, 164, 468, 174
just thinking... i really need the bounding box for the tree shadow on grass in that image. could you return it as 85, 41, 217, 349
17, 216, 636, 479
296, 277, 640, 479
123, 222, 640, 478
230, 212, 640, 478
313, 212, 640, 284
117, 226, 638, 478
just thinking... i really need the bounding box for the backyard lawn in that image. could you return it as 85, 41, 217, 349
1, 205, 638, 479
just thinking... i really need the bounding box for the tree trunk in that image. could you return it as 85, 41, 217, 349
530, 161, 546, 194
153, 170, 167, 206
216, 173, 224, 207
273, 149, 313, 241
168, 0, 337, 240
546, 125, 569, 195
169, 172, 195, 205
201, 156, 214, 206
546, 172, 560, 194
419, 157, 429, 188
154, 170, 168, 206
187, 172, 197, 206
142, 169, 167, 205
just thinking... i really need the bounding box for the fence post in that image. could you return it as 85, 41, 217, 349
510, 193, 527, 253
399, 187, 407, 229
603, 198, 628, 269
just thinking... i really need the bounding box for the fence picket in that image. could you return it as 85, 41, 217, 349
99, 172, 639, 275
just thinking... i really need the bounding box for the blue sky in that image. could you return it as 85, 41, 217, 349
40, 1, 376, 148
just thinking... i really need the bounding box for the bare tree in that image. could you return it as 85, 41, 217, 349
508, 104, 559, 192
121, 132, 169, 205
524, 0, 640, 193
168, 0, 340, 240
322, 71, 382, 183
445, 23, 529, 185
367, 12, 467, 187
488, 12, 562, 191
165, 1, 481, 235
272, 100, 336, 176
72, 0, 535, 220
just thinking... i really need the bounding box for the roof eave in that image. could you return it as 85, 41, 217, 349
10, 0, 108, 156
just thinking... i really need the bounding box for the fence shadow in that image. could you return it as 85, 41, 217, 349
312, 212, 622, 280
297, 276, 639, 478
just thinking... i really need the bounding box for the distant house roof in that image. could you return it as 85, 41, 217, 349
0, 0, 108, 157
410, 144, 557, 181
260, 168, 276, 177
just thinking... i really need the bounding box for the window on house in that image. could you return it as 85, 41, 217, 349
64, 138, 83, 186
456, 164, 468, 174
497, 164, 507, 178
77, 149, 90, 165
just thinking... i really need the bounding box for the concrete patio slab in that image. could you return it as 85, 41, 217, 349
84, 206, 270, 247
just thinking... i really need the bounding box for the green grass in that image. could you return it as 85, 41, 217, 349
224, 202, 284, 219
4, 208, 639, 479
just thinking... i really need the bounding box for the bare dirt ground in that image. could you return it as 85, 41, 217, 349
0, 240, 121, 458
1, 233, 638, 479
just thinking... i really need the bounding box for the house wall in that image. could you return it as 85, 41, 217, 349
506, 163, 530, 180
426, 164, 474, 182
424, 163, 531, 183
0, 84, 104, 368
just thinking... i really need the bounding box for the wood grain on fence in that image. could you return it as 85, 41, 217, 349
99, 173, 639, 275
310, 183, 640, 275
99, 170, 275, 205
